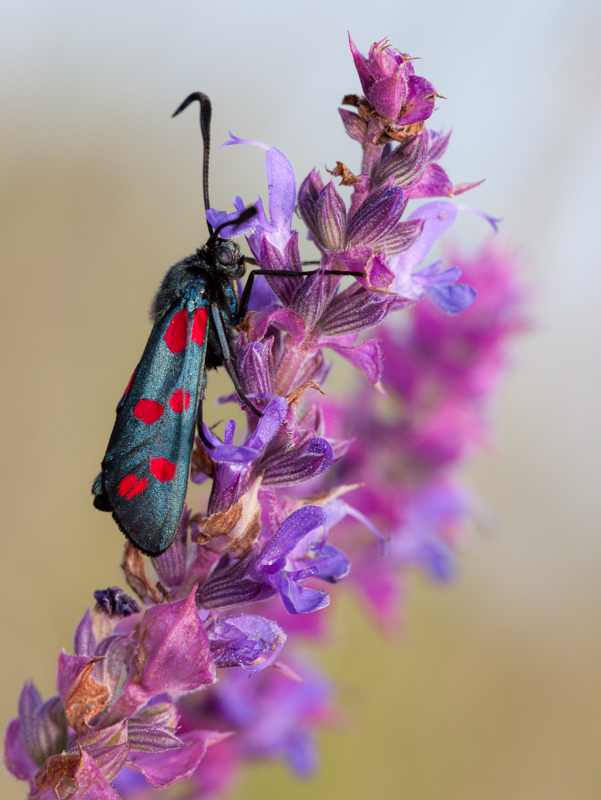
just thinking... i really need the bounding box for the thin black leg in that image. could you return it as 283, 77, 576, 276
210, 302, 264, 417
195, 377, 215, 449
237, 267, 365, 321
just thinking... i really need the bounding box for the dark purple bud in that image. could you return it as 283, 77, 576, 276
319, 284, 395, 336
128, 704, 182, 753
4, 718, 35, 782
236, 339, 275, 395
151, 507, 190, 594
78, 725, 130, 782
378, 217, 424, 255
346, 183, 405, 247
297, 169, 325, 240
315, 182, 347, 251
17, 682, 67, 767
375, 132, 428, 188
261, 435, 335, 487
74, 609, 96, 657
94, 587, 141, 618
338, 107, 368, 143
291, 271, 339, 332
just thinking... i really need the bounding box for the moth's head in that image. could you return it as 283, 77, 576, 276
208, 237, 246, 280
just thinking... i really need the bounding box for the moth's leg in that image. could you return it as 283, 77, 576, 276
236, 268, 365, 322
195, 371, 215, 449
210, 301, 263, 417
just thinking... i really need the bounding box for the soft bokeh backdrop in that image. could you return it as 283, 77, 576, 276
1, 1, 599, 798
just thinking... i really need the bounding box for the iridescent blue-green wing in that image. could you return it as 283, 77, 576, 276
94, 286, 210, 555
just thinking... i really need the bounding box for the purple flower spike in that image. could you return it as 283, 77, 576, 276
4, 36, 519, 798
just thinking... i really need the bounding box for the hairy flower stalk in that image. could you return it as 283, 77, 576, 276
4, 36, 524, 799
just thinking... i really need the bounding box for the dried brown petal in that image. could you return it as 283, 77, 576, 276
327, 161, 360, 187
285, 381, 325, 411
341, 93, 360, 107
64, 659, 110, 735
191, 436, 215, 479
383, 120, 424, 143
121, 542, 165, 605
300, 483, 363, 506
35, 751, 80, 794
194, 477, 262, 557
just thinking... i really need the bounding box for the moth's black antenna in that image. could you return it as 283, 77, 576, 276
172, 92, 214, 235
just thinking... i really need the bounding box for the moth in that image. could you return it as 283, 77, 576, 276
92, 93, 268, 556
93, 93, 361, 557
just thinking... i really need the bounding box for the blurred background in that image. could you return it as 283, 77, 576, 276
1, 1, 599, 798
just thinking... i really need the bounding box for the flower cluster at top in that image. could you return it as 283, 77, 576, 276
4, 35, 525, 800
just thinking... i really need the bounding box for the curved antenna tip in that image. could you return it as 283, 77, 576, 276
171, 91, 211, 119
172, 92, 213, 231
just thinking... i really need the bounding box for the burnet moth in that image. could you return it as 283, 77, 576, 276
93, 93, 363, 556
92, 93, 266, 557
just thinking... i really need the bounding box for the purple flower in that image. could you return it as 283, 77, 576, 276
390, 201, 482, 312
206, 134, 296, 258
198, 505, 341, 614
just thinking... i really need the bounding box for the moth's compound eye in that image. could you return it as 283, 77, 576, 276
216, 245, 234, 266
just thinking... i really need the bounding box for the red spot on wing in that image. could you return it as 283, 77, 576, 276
192, 307, 208, 346
118, 474, 148, 500
133, 399, 164, 424
150, 457, 176, 482
164, 309, 189, 353
169, 388, 191, 413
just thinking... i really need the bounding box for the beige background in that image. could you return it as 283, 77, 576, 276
1, 1, 599, 798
